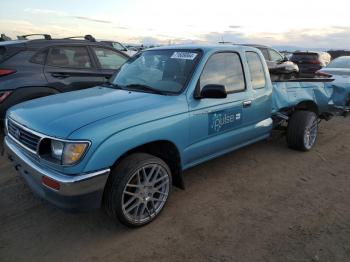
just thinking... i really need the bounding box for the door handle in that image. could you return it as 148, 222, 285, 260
243, 100, 252, 108
51, 73, 70, 78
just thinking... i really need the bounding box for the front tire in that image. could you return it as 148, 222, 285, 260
287, 111, 318, 151
103, 153, 172, 227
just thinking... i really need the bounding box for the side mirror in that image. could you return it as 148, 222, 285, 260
200, 84, 227, 99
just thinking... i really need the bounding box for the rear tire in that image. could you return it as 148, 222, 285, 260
103, 153, 172, 227
287, 111, 318, 151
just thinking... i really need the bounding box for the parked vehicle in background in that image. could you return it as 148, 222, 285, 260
100, 40, 137, 57
126, 44, 146, 52
4, 45, 350, 228
327, 50, 350, 60
290, 51, 331, 77
0, 34, 129, 123
243, 44, 299, 80
280, 51, 293, 59
0, 34, 12, 42
316, 56, 350, 77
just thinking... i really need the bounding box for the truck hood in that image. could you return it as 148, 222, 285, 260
8, 86, 187, 138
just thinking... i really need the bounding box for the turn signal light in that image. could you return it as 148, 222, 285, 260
42, 176, 60, 191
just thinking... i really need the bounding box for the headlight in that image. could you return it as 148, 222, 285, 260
51, 140, 64, 160
62, 143, 89, 165
39, 139, 89, 165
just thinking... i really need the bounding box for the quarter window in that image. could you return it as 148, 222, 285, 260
93, 47, 127, 69
246, 52, 266, 89
200, 52, 245, 93
48, 46, 92, 68
31, 49, 48, 64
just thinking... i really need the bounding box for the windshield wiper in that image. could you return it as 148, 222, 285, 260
101, 82, 124, 90
124, 84, 165, 95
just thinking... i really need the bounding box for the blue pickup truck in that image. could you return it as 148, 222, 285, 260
4, 45, 350, 227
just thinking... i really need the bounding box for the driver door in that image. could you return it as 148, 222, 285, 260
185, 52, 252, 165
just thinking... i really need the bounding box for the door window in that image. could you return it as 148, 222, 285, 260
93, 47, 127, 70
48, 46, 92, 68
246, 52, 266, 89
200, 52, 245, 93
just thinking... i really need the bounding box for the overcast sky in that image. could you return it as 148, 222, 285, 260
1, 0, 350, 49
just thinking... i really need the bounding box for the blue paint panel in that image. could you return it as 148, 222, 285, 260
272, 80, 350, 114
208, 108, 242, 135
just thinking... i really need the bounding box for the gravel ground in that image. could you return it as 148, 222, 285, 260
0, 117, 350, 262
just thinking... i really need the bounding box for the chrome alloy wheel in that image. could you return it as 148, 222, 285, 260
304, 118, 318, 150
121, 163, 170, 225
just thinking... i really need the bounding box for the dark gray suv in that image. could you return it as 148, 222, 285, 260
243, 44, 299, 80
0, 35, 129, 123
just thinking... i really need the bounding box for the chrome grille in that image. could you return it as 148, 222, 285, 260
7, 119, 41, 152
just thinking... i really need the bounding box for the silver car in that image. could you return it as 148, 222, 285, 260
317, 56, 350, 77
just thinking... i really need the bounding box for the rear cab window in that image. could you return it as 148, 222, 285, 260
200, 52, 245, 93
47, 46, 92, 68
246, 52, 266, 89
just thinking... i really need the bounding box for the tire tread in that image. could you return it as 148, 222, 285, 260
287, 110, 317, 151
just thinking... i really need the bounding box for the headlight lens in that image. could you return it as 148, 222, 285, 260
51, 140, 64, 160
40, 139, 89, 165
62, 143, 88, 165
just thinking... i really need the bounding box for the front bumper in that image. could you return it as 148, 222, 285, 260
4, 136, 110, 211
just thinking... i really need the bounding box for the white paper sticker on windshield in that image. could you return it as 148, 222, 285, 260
171, 52, 197, 60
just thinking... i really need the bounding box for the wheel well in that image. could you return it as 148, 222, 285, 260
115, 140, 184, 189
295, 101, 319, 115
5, 86, 59, 105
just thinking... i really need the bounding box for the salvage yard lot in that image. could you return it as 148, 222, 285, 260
1, 117, 350, 262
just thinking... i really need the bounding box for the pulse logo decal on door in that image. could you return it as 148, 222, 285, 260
209, 108, 243, 134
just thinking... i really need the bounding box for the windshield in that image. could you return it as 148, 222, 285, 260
327, 57, 350, 68
110, 49, 201, 94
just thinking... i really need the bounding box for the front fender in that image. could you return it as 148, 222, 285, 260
76, 113, 190, 173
